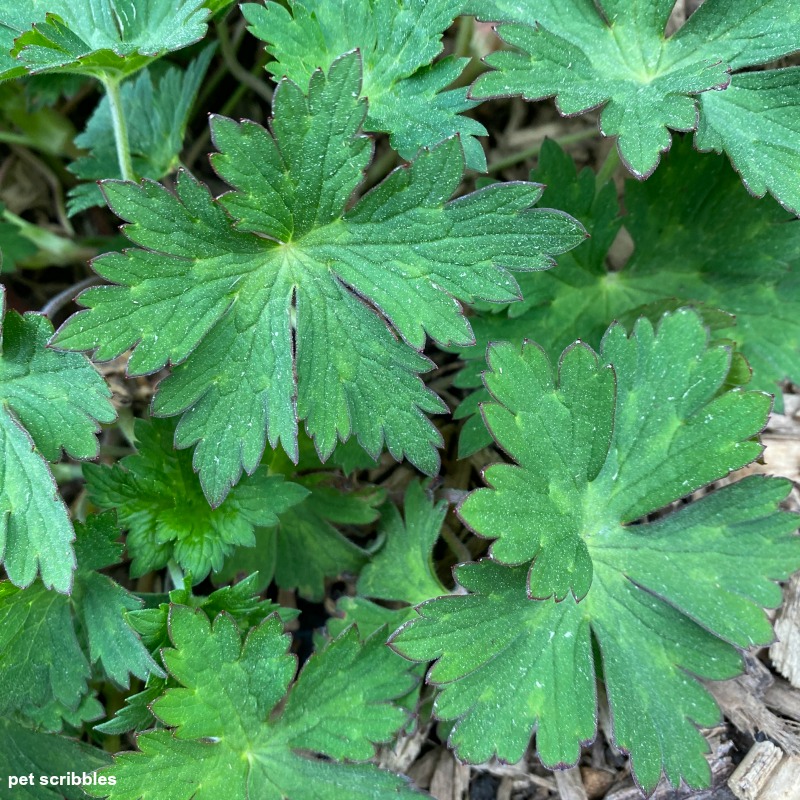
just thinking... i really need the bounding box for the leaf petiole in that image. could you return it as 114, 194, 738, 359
102, 77, 136, 183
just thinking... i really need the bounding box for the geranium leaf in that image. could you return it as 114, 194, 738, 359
0, 287, 115, 592
468, 0, 800, 208
88, 608, 425, 799
454, 138, 800, 455
391, 312, 800, 792
214, 475, 383, 601
0, 515, 161, 728
244, 0, 488, 169
697, 68, 800, 215
0, 0, 210, 82
85, 416, 309, 581
52, 52, 585, 504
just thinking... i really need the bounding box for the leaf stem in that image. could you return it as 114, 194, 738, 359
486, 126, 599, 174
595, 143, 621, 187
217, 20, 273, 105
454, 15, 474, 59
166, 559, 185, 590
102, 77, 135, 182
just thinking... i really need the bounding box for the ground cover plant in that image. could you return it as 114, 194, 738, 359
0, 1, 799, 798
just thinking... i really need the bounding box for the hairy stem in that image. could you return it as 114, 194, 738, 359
102, 76, 135, 182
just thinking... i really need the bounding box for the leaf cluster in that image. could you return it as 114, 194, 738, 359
0, 2, 798, 797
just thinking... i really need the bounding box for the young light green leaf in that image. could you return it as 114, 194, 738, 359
68, 47, 214, 215
52, 52, 585, 504
88, 607, 424, 799
131, 573, 300, 656
0, 287, 115, 592
358, 480, 447, 605
99, 573, 296, 736
85, 416, 309, 581
214, 475, 383, 601
0, 717, 110, 800
469, 0, 800, 205
454, 138, 800, 454
0, 0, 210, 82
392, 316, 800, 791
244, 0, 487, 169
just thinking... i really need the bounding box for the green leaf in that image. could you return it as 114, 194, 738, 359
0, 204, 37, 272
0, 581, 89, 720
357, 480, 447, 605
100, 573, 297, 735
85, 416, 309, 581
465, 311, 771, 601
0, 515, 160, 727
0, 717, 110, 800
68, 47, 214, 215
99, 574, 295, 735
0, 0, 210, 82
391, 315, 800, 791
71, 514, 164, 686
0, 287, 115, 592
131, 573, 300, 656
454, 138, 800, 453
52, 52, 585, 504
244, 0, 487, 169
215, 475, 382, 600
469, 0, 800, 205
0, 515, 161, 718
88, 607, 424, 799
697, 68, 800, 216
327, 595, 417, 640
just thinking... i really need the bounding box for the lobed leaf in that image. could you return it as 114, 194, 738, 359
455, 138, 800, 456
392, 311, 800, 792
0, 287, 115, 592
244, 0, 488, 169
468, 0, 800, 208
214, 474, 383, 601
0, 515, 161, 729
0, 0, 210, 82
85, 416, 309, 581
357, 480, 447, 605
53, 52, 585, 504
88, 607, 425, 799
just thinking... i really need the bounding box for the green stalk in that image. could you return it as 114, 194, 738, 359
454, 15, 474, 59
595, 143, 621, 187
102, 77, 135, 182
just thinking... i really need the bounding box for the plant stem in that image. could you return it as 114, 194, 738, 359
40, 275, 103, 319
217, 19, 273, 105
595, 143, 621, 187
486, 126, 599, 174
166, 559, 185, 590
102, 77, 135, 182
2, 209, 96, 268
454, 15, 474, 59
0, 129, 37, 148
